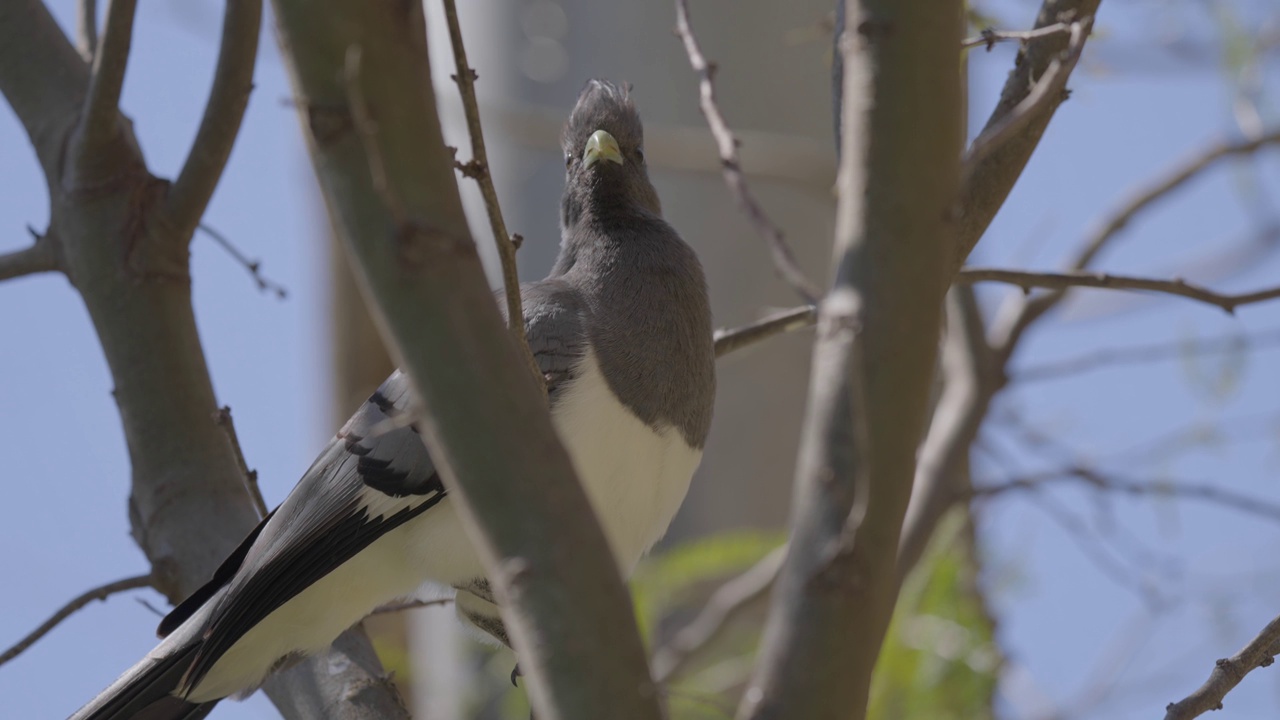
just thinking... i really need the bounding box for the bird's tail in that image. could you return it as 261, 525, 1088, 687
68, 639, 217, 720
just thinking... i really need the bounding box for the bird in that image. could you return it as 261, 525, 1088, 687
70, 78, 716, 720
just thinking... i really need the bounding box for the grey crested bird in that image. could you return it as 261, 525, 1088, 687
70, 78, 715, 720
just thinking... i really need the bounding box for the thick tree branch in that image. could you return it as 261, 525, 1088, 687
0, 0, 90, 174
674, 0, 819, 304
271, 2, 662, 718
961, 267, 1280, 314
740, 2, 962, 719
441, 0, 542, 391
0, 228, 60, 281
1164, 614, 1280, 720
955, 0, 1102, 270
713, 305, 816, 358
0, 574, 153, 667
164, 0, 263, 243
78, 0, 137, 151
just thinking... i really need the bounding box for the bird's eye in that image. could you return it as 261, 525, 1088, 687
565, 154, 573, 168
636, 148, 645, 164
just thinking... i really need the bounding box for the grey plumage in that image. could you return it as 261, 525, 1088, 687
71, 79, 714, 720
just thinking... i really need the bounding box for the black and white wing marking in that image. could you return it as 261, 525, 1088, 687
160, 371, 446, 693
515, 280, 589, 403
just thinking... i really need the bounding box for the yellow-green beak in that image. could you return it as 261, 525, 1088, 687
582, 129, 624, 169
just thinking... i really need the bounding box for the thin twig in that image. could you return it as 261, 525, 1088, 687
652, 546, 786, 683
0, 227, 59, 282
673, 0, 820, 304
0, 574, 152, 667
198, 223, 288, 298
989, 128, 1280, 354
960, 267, 1280, 314
963, 18, 1092, 176
76, 0, 99, 61
440, 0, 542, 393
1164, 614, 1280, 720
166, 0, 263, 243
372, 597, 453, 616
961, 23, 1073, 51
215, 406, 268, 517
79, 0, 138, 149
1014, 326, 1280, 382
972, 467, 1280, 524
713, 305, 817, 358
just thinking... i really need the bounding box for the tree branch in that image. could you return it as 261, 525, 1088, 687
740, 2, 962, 718
713, 305, 816, 358
78, 0, 137, 151
271, 2, 662, 716
0, 227, 60, 282
972, 467, 1280, 524
0, 0, 90, 174
214, 406, 268, 517
674, 0, 819, 304
962, 17, 1092, 177
652, 545, 786, 683
197, 222, 288, 298
0, 574, 152, 667
897, 286, 996, 582
165, 0, 263, 243
960, 267, 1280, 314
961, 22, 1073, 51
77, 0, 98, 61
1164, 613, 1280, 720
988, 127, 1280, 354
440, 0, 542, 392
1014, 326, 1280, 382
954, 0, 1102, 271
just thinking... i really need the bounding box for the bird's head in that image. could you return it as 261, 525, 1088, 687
560, 79, 661, 228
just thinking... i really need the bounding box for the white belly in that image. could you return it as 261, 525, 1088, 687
550, 349, 703, 574
188, 350, 701, 700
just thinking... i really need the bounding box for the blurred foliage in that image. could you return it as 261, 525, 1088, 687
868, 509, 1002, 720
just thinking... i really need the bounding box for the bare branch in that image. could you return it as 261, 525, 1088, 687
1164, 614, 1280, 720
1014, 326, 1280, 382
989, 128, 1280, 353
973, 467, 1280, 524
77, 0, 98, 61
214, 406, 268, 518
897, 286, 996, 582
441, 0, 542, 392
197, 223, 288, 298
954, 0, 1102, 270
961, 23, 1072, 51
372, 597, 453, 616
652, 546, 785, 683
78, 0, 137, 149
741, 1, 962, 716
963, 18, 1092, 176
961, 267, 1280, 314
673, 0, 819, 305
0, 575, 152, 667
0, 227, 59, 282
714, 305, 816, 358
165, 0, 263, 243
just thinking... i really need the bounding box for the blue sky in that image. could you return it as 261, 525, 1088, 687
3, 1, 1280, 719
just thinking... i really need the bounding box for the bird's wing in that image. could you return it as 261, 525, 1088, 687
169, 370, 447, 692
510, 279, 590, 404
